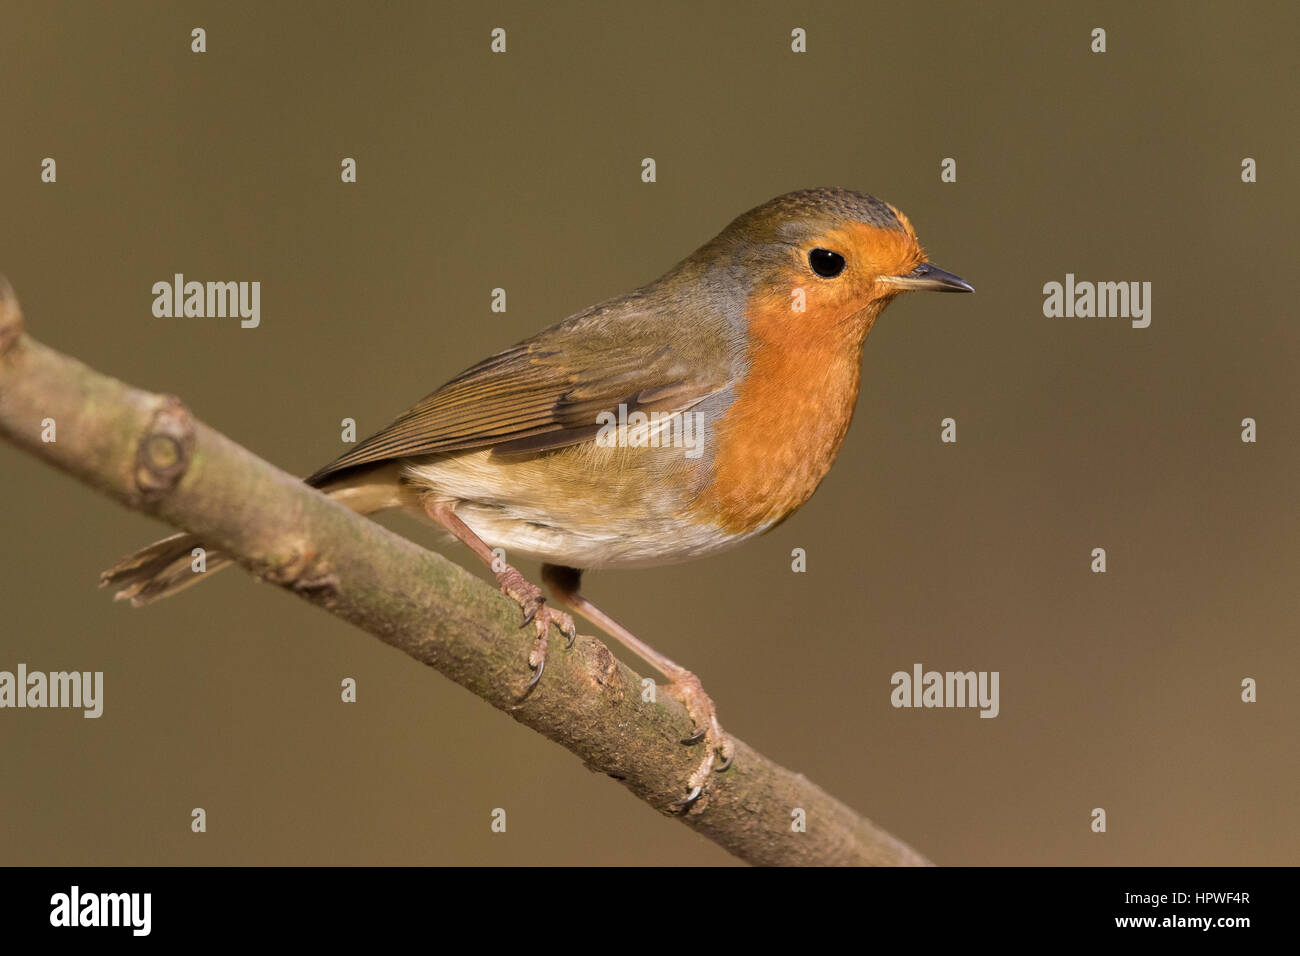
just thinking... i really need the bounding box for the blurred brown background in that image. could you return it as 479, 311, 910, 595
1, 1, 1296, 865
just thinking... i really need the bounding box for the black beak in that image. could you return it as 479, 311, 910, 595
879, 262, 975, 293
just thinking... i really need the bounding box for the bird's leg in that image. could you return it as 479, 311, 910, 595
424, 501, 575, 690
541, 563, 734, 810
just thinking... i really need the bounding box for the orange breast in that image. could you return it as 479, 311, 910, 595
689, 289, 874, 535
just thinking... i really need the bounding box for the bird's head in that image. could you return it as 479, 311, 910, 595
709, 187, 973, 347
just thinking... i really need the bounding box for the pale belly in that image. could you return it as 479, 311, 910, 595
400, 440, 768, 570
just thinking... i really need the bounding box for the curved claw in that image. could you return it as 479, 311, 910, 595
671, 785, 703, 813
681, 725, 708, 746
519, 600, 541, 628
716, 751, 733, 772
524, 656, 545, 691
563, 622, 577, 649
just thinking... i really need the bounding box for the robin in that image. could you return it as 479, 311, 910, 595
103, 187, 974, 807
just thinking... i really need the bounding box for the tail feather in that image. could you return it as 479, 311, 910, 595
100, 532, 233, 606
101, 461, 409, 607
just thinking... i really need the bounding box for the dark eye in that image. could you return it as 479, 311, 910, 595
808, 248, 846, 278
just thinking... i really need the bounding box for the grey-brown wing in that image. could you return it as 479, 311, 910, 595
305, 315, 733, 486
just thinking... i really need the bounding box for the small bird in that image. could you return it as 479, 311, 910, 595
103, 187, 973, 807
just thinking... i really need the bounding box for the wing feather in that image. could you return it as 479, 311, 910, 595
305, 313, 734, 486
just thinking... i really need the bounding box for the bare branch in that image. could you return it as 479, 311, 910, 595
0, 276, 929, 866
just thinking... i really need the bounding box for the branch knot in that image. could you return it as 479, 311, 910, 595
261, 545, 341, 602
135, 397, 195, 499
